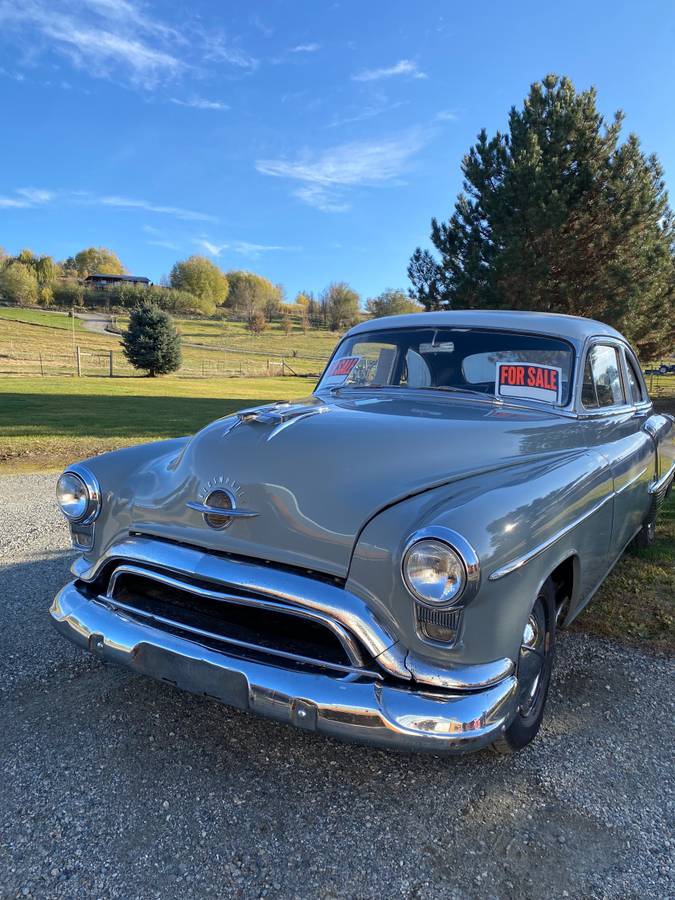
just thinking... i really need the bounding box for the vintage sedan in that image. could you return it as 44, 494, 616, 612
51, 311, 674, 753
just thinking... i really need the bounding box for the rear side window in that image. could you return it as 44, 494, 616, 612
624, 352, 646, 404
582, 345, 625, 408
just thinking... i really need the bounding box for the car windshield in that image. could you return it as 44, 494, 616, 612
317, 327, 575, 406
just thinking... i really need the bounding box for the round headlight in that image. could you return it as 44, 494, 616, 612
56, 472, 90, 521
403, 539, 467, 605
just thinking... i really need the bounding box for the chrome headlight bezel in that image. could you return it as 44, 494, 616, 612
56, 464, 101, 525
401, 527, 480, 609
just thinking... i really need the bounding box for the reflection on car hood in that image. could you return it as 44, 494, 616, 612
128, 393, 581, 578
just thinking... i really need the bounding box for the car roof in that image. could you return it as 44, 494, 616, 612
346, 309, 626, 345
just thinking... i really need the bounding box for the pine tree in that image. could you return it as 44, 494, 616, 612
122, 302, 182, 377
408, 74, 675, 357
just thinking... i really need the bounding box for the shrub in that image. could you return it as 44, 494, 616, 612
0, 262, 39, 305
247, 309, 267, 336
122, 302, 182, 376
52, 281, 84, 307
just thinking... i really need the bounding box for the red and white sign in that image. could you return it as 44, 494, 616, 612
322, 356, 360, 386
496, 362, 562, 404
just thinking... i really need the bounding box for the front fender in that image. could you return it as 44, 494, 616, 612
346, 450, 613, 668
63, 437, 190, 561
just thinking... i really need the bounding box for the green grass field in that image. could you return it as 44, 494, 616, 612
0, 374, 313, 471
0, 307, 338, 378
0, 307, 88, 331
574, 493, 674, 653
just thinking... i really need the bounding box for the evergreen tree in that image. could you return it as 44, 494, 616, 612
122, 302, 182, 377
408, 74, 675, 357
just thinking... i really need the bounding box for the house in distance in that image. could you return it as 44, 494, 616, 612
85, 273, 152, 291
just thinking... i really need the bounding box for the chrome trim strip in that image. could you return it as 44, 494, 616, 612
97, 596, 378, 680
614, 466, 649, 496
51, 582, 519, 753
185, 501, 259, 519
106, 563, 365, 668
648, 461, 675, 495
489, 493, 614, 581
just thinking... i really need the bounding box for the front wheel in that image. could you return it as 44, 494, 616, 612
492, 578, 556, 753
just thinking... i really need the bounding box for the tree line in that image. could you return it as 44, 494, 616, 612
0, 244, 420, 332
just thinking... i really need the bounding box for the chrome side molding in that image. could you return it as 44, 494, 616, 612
489, 493, 613, 581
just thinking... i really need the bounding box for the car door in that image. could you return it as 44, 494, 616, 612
580, 342, 654, 556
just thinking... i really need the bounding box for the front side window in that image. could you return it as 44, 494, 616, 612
581, 345, 625, 408
318, 328, 575, 405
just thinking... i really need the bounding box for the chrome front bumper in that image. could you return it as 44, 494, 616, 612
50, 581, 518, 754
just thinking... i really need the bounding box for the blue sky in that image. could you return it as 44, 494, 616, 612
1, 0, 674, 302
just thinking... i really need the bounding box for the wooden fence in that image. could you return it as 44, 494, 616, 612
0, 345, 322, 379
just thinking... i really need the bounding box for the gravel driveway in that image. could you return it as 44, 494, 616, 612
1, 473, 673, 900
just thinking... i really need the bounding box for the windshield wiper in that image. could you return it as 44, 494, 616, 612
329, 383, 391, 393
414, 386, 497, 399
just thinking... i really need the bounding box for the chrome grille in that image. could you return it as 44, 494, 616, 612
97, 564, 381, 680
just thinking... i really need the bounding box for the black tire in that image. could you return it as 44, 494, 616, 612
492, 577, 556, 753
632, 514, 656, 550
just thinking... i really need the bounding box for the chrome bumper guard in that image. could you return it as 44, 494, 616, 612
51, 581, 518, 753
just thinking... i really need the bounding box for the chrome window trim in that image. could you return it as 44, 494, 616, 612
401, 526, 480, 609
621, 345, 649, 406
489, 493, 614, 581
578, 340, 629, 414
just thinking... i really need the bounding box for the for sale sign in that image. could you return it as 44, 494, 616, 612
495, 362, 563, 404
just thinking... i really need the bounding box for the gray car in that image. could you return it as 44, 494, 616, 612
51, 310, 675, 753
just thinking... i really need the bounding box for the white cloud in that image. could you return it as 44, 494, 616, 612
147, 239, 181, 251
101, 195, 217, 222
436, 109, 458, 121
195, 239, 229, 257
290, 43, 320, 53
0, 1, 183, 88
0, 196, 32, 208
352, 59, 427, 83
201, 34, 259, 70
170, 96, 229, 111
256, 130, 428, 211
16, 187, 54, 203
326, 100, 406, 129
233, 240, 298, 257
194, 239, 298, 258
0, 187, 54, 207
0, 1, 259, 90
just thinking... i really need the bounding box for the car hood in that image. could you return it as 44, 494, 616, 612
127, 393, 581, 578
